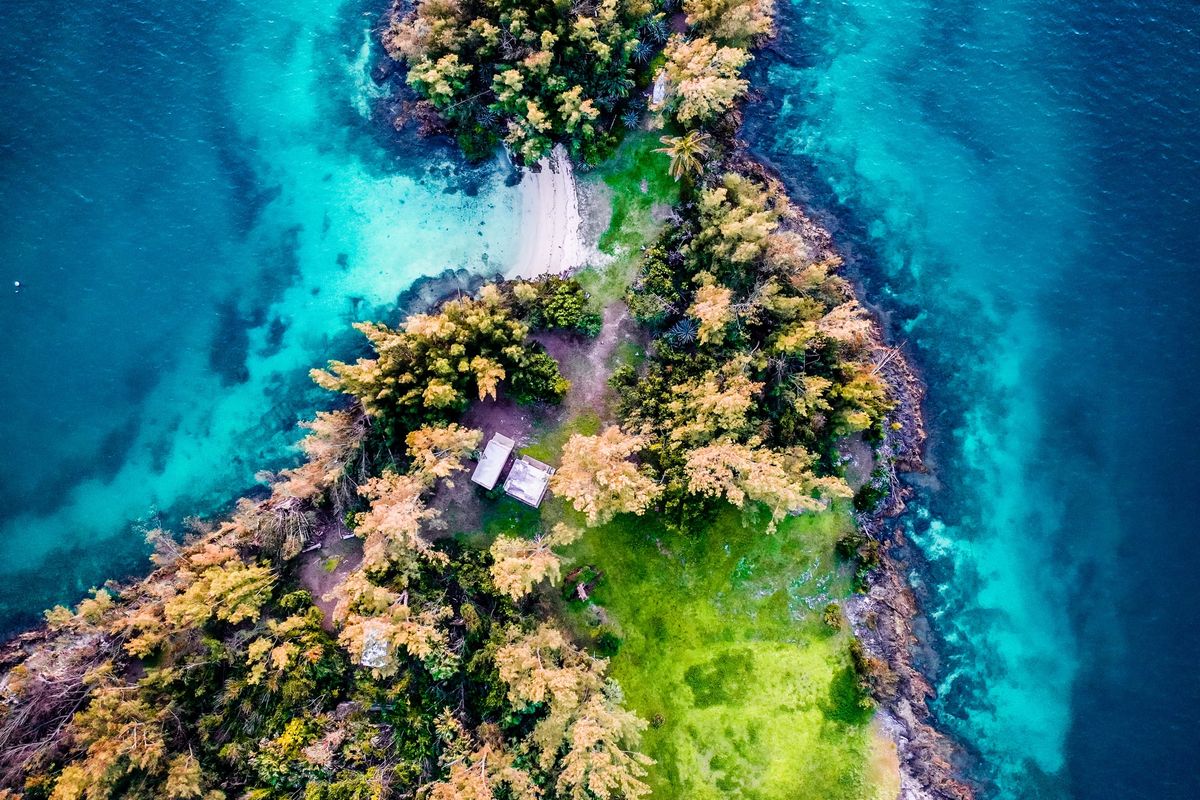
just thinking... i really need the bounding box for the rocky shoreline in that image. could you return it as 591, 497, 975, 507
736, 91, 977, 797
736, 148, 974, 799
847, 331, 977, 800
839, 295, 976, 800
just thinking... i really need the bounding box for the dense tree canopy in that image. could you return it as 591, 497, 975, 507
312, 288, 568, 440
0, 273, 647, 798
385, 0, 663, 163
615, 169, 891, 528
515, 276, 604, 336
495, 626, 652, 795
3, 407, 648, 800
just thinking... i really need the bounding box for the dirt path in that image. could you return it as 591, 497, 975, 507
536, 301, 642, 423
296, 520, 363, 630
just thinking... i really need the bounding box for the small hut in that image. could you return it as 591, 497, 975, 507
471, 432, 516, 490
650, 69, 668, 109
358, 620, 392, 670
503, 455, 554, 508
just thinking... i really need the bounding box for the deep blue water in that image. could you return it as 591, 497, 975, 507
2, 0, 1198, 797
746, 1, 1200, 798
0, 0, 520, 632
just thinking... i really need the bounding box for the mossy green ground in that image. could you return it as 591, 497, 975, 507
469, 493, 893, 798
560, 509, 891, 800
522, 411, 602, 465
578, 131, 679, 305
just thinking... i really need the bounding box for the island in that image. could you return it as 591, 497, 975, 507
0, 1, 973, 799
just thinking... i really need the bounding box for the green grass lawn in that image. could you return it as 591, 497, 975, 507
521, 410, 602, 465
592, 130, 678, 254
560, 508, 895, 800
461, 437, 899, 799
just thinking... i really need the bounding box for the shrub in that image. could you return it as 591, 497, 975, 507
822, 602, 843, 630
529, 277, 603, 336
849, 638, 899, 703
852, 468, 889, 512
508, 348, 570, 404
837, 528, 882, 592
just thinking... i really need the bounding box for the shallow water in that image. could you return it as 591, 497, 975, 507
0, 0, 521, 632
2, 0, 1198, 796
746, 1, 1200, 797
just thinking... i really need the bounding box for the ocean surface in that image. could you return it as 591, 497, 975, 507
1, 0, 1197, 798
0, 0, 520, 631
745, 1, 1200, 798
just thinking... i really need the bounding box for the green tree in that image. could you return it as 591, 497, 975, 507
662, 35, 750, 126
312, 289, 567, 434
164, 559, 275, 629
655, 130, 712, 181
684, 0, 775, 45
550, 427, 662, 525
489, 524, 581, 601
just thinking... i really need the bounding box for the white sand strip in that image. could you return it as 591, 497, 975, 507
507, 144, 586, 280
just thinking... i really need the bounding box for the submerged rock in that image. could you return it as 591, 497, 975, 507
371, 59, 394, 85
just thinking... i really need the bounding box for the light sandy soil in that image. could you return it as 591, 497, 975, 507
507, 144, 587, 280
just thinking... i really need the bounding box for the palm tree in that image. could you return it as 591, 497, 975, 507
655, 131, 712, 181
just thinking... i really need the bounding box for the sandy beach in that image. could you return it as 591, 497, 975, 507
507, 144, 587, 280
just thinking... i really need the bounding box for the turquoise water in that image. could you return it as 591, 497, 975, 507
3, 0, 1198, 797
746, 1, 1200, 797
0, 0, 521, 630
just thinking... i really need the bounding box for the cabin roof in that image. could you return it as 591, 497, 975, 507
471, 432, 516, 490
503, 455, 554, 508
650, 70, 668, 107
358, 620, 392, 669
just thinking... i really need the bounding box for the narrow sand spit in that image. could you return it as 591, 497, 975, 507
507, 144, 587, 279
